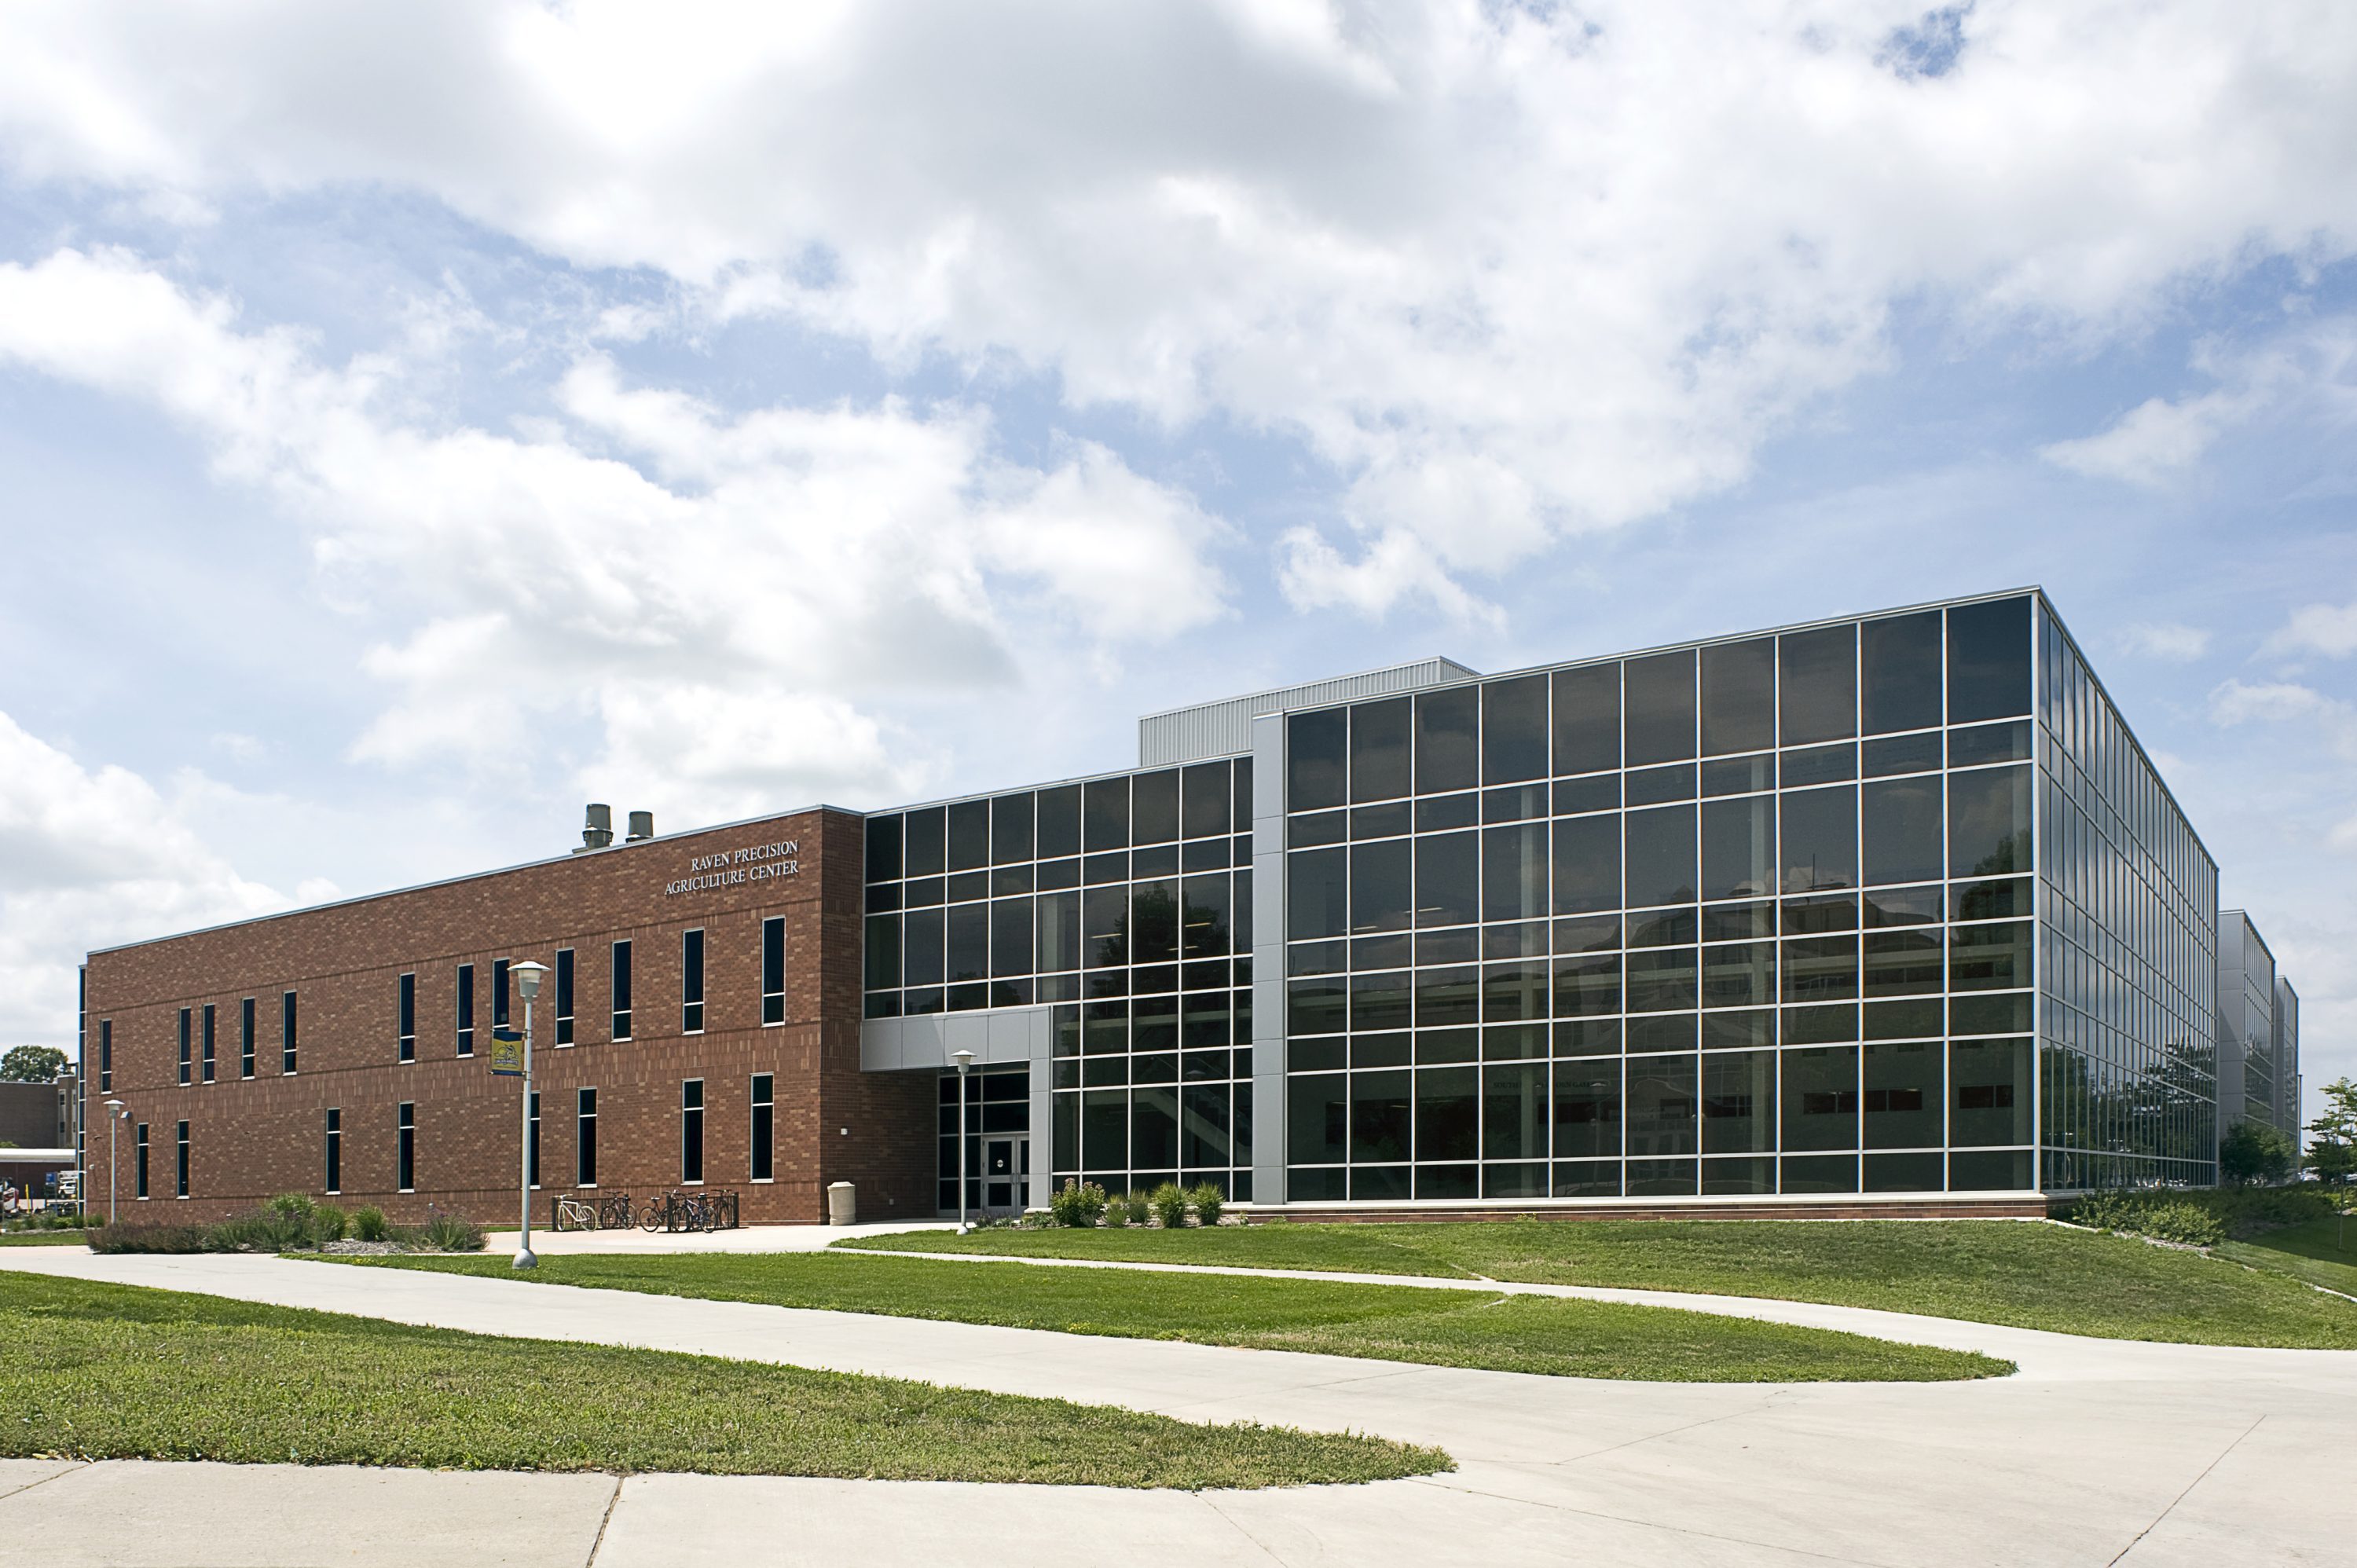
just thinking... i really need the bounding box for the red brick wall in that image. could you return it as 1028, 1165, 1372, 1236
82, 808, 936, 1226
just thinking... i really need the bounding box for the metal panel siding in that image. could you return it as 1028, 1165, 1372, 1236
1138, 656, 1479, 766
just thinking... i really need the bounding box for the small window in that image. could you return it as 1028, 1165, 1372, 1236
494, 958, 511, 1029
398, 972, 416, 1062
750, 1074, 775, 1182
577, 1088, 599, 1186
175, 1119, 191, 1199
397, 1102, 416, 1192
324, 1108, 342, 1194
239, 998, 255, 1079
178, 1008, 192, 1085
555, 948, 576, 1046
611, 941, 633, 1041
528, 1092, 541, 1188
456, 964, 475, 1057
135, 1122, 149, 1199
682, 929, 706, 1033
201, 1004, 216, 1083
761, 917, 786, 1025
682, 1079, 705, 1183
281, 991, 299, 1075
99, 1020, 112, 1092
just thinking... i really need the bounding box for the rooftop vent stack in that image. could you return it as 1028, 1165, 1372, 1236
626, 810, 655, 841
577, 804, 614, 854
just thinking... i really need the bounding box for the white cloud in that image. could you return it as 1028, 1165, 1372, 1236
2330, 812, 2357, 853
2209, 677, 2342, 727
2271, 599, 2357, 659
0, 711, 289, 1048
0, 248, 1228, 819
2, 2, 2354, 611
2117, 621, 2212, 661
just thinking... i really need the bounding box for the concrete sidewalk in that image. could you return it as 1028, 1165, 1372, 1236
4, 1248, 2352, 1566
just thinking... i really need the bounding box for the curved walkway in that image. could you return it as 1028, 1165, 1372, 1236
4, 1246, 2352, 1566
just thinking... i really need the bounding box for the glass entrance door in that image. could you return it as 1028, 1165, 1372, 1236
984, 1137, 1025, 1211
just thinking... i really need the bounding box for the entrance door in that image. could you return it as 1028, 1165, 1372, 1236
984, 1137, 1023, 1211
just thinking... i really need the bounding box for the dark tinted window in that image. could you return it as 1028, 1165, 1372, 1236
1948, 596, 2033, 723
865, 814, 903, 881
992, 794, 1035, 863
1288, 709, 1347, 811
1862, 611, 1942, 734
1036, 785, 1081, 858
1625, 804, 1696, 907
1416, 687, 1479, 794
1288, 847, 1347, 941
1350, 840, 1413, 935
1182, 763, 1231, 837
1132, 769, 1180, 844
948, 800, 988, 871
1083, 778, 1130, 850
1483, 676, 1549, 783
1700, 638, 1775, 757
1350, 697, 1411, 802
904, 807, 945, 877
1780, 625, 1857, 746
1415, 830, 1479, 927
1552, 664, 1620, 775
1700, 795, 1774, 901
1949, 765, 2033, 878
1624, 650, 1695, 766
1861, 777, 1943, 886
1780, 786, 1857, 892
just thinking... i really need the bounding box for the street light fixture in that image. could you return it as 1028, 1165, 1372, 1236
103, 1097, 124, 1228
509, 960, 551, 1271
951, 1050, 975, 1235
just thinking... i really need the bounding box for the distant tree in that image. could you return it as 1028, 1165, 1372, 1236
2305, 1079, 2357, 1187
2218, 1118, 2297, 1186
0, 1046, 68, 1083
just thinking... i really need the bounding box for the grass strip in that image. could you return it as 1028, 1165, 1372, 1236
835, 1218, 2357, 1349
2218, 1217, 2357, 1300
350, 1251, 2006, 1382
0, 1231, 89, 1247
0, 1271, 1441, 1487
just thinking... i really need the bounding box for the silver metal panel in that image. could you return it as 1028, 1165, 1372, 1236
1249, 711, 1287, 1205
1138, 656, 1479, 766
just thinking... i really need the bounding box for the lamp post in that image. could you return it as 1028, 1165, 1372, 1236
510, 961, 550, 1270
951, 1050, 975, 1235
103, 1097, 123, 1227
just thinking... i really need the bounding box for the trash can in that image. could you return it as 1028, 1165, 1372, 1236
827, 1181, 856, 1226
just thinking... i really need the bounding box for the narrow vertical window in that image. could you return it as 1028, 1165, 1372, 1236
135, 1123, 149, 1199
201, 1005, 216, 1083
577, 1088, 599, 1186
682, 1079, 705, 1182
281, 991, 299, 1075
324, 1108, 342, 1194
494, 958, 511, 1029
528, 1092, 541, 1188
398, 972, 416, 1062
240, 998, 255, 1079
100, 1020, 112, 1092
682, 929, 706, 1033
456, 964, 475, 1057
761, 916, 786, 1025
178, 1008, 192, 1085
555, 948, 576, 1046
397, 1103, 416, 1192
175, 1119, 190, 1199
750, 1074, 774, 1181
611, 941, 633, 1041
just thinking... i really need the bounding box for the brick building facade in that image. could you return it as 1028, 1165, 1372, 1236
80, 807, 934, 1225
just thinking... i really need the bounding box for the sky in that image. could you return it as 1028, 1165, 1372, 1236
0, 2, 2352, 1121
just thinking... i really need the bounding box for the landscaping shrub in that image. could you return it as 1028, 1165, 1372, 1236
87, 1222, 212, 1255
2061, 1192, 2227, 1248
1187, 1181, 1226, 1227
1149, 1182, 1189, 1229
420, 1212, 486, 1252
1118, 1189, 1151, 1227
313, 1202, 347, 1243
1048, 1180, 1109, 1228
353, 1207, 389, 1243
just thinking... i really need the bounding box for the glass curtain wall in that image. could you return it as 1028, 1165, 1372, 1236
1283, 595, 2043, 1201
865, 760, 1257, 1200
2037, 603, 2220, 1189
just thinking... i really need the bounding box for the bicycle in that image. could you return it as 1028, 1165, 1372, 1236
552, 1194, 600, 1232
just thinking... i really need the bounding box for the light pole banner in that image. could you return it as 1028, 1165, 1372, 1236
489, 1027, 524, 1077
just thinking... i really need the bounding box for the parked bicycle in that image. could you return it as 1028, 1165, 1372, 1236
552, 1194, 600, 1231
635, 1188, 742, 1233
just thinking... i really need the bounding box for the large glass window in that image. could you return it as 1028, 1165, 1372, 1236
1782, 1046, 1859, 1151
1288, 847, 1347, 940
1351, 697, 1411, 802
1483, 676, 1549, 783
992, 793, 1035, 864
1289, 709, 1347, 811
1948, 596, 2032, 724
1864, 1041, 1942, 1148
1133, 770, 1181, 844
1416, 831, 1479, 928
1702, 1051, 1775, 1152
1949, 765, 2032, 878
1552, 664, 1620, 775
1624, 650, 1696, 766
1483, 822, 1548, 923
1700, 796, 1773, 900
1625, 805, 1696, 908
1182, 764, 1231, 838
1351, 840, 1413, 934
1084, 778, 1131, 850
1037, 785, 1081, 859
1626, 1055, 1699, 1156
1862, 611, 1942, 734
904, 807, 946, 877
1780, 786, 1857, 892
948, 798, 988, 871
1700, 638, 1776, 757
1861, 777, 1942, 885
1780, 625, 1857, 746
1416, 687, 1479, 794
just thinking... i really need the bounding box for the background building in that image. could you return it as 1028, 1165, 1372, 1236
83, 589, 2288, 1220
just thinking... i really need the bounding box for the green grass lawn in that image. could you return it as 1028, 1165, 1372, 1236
350, 1251, 2006, 1383
2219, 1217, 2357, 1299
0, 1271, 1439, 1487
0, 1230, 89, 1246
836, 1218, 2357, 1349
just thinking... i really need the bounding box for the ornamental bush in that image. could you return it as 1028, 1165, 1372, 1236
1149, 1182, 1189, 1229
1118, 1189, 1151, 1227
1187, 1181, 1226, 1227
1048, 1179, 1109, 1228
352, 1206, 390, 1243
